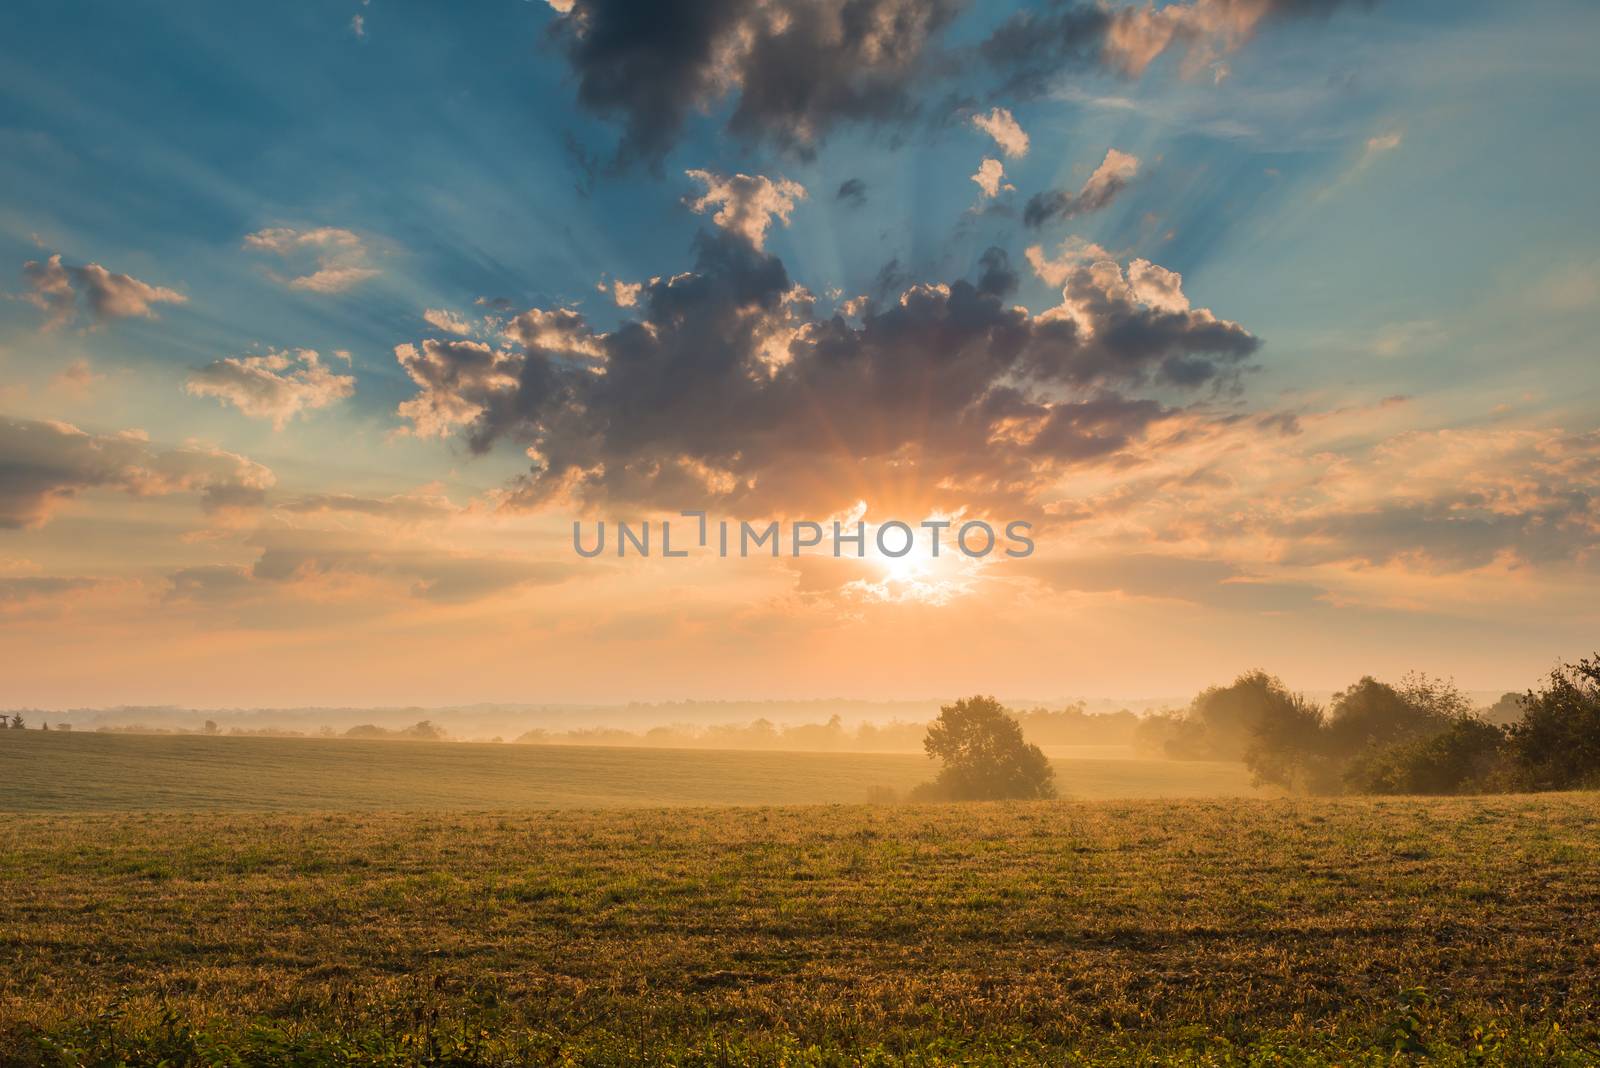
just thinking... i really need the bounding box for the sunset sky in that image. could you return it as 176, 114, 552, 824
2, 0, 1598, 708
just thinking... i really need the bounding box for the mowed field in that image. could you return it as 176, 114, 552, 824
3, 736, 1600, 1065
0, 731, 1254, 811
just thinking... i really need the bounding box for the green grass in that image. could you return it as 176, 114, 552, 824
2, 795, 1599, 1064
0, 731, 1255, 811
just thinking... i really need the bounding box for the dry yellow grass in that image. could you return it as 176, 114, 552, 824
2, 793, 1599, 1064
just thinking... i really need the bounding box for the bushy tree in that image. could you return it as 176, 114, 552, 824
1171, 670, 1305, 761
915, 696, 1056, 801
1243, 690, 1332, 792
1509, 656, 1600, 790
1324, 675, 1459, 760
1344, 715, 1508, 794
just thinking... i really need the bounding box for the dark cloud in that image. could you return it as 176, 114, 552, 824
393, 232, 1259, 515
546, 0, 1372, 166
981, 0, 1370, 94
1281, 495, 1600, 573
1023, 148, 1140, 228
0, 576, 107, 607
548, 0, 963, 165
836, 178, 868, 206
165, 535, 577, 608
0, 417, 273, 530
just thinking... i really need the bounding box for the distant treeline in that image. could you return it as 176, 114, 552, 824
0, 708, 1139, 750
513, 706, 1140, 751
1136, 656, 1600, 794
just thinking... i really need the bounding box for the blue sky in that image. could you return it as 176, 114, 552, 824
2, 0, 1598, 705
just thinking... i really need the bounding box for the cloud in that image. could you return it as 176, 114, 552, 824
684, 170, 807, 250
1364, 130, 1402, 158
50, 358, 102, 396
0, 575, 108, 609
243, 227, 379, 292
547, 0, 963, 165
1024, 148, 1140, 227
278, 491, 459, 521
971, 106, 1029, 158
1029, 554, 1325, 613
1024, 236, 1115, 286
981, 0, 1367, 94
970, 158, 1010, 198
20, 255, 75, 330
165, 530, 576, 608
391, 230, 1259, 517
19, 253, 186, 330
610, 280, 642, 307
0, 417, 275, 530
423, 308, 474, 335
185, 349, 356, 429
546, 0, 1372, 166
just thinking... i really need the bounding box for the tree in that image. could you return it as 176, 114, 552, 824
915, 696, 1056, 801
1343, 714, 1508, 795
202, 720, 220, 736
1324, 675, 1459, 760
9, 714, 24, 730
1243, 690, 1331, 792
1509, 655, 1600, 790
1170, 671, 1306, 761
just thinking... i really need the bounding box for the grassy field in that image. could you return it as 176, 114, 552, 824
2, 794, 1599, 1065
0, 731, 1255, 811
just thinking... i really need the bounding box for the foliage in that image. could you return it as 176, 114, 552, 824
1166, 671, 1302, 761
915, 695, 1056, 800
1324, 675, 1460, 760
1241, 687, 1334, 792
1509, 655, 1600, 790
1343, 715, 1510, 795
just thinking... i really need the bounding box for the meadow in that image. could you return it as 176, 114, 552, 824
3, 736, 1599, 1065
0, 731, 1253, 811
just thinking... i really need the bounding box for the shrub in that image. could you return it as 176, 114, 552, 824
1344, 715, 1509, 794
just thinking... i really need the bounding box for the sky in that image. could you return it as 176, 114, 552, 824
1, 0, 1597, 709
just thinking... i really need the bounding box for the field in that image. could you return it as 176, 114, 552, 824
0, 732, 1254, 811
3, 738, 1600, 1065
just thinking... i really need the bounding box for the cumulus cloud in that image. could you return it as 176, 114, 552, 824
243, 226, 379, 292
548, 0, 964, 164
19, 253, 186, 330
1024, 236, 1115, 286
390, 230, 1258, 517
185, 349, 356, 429
1024, 148, 1140, 227
0, 417, 274, 530
684, 170, 807, 250
423, 308, 474, 335
971, 106, 1029, 158
970, 158, 1010, 198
